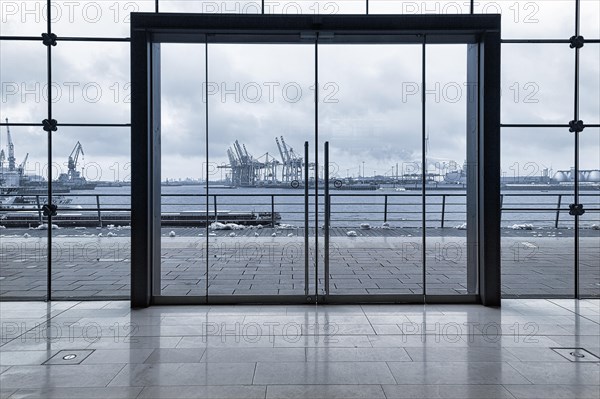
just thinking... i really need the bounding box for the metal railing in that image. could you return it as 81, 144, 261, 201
1, 192, 599, 228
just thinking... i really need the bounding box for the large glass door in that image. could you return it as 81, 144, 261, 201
318, 43, 424, 300
206, 41, 316, 300
154, 39, 478, 302
140, 17, 497, 305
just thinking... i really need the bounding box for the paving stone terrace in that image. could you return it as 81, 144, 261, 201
1, 227, 598, 299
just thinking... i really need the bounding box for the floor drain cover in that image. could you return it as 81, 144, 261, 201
551, 348, 600, 363
43, 349, 94, 365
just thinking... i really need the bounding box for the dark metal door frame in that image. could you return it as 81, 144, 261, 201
131, 13, 501, 308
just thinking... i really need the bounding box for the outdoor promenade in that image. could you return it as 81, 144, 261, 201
1, 227, 598, 299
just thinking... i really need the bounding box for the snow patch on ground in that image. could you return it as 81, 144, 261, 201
32, 224, 59, 230
210, 222, 245, 230
454, 223, 467, 230
276, 224, 297, 229
509, 223, 534, 230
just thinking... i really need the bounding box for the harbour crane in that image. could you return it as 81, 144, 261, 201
5, 118, 16, 171
275, 137, 288, 164
17, 153, 28, 177
0, 149, 5, 168
67, 141, 84, 179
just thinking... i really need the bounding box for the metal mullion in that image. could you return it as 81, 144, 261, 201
304, 142, 309, 296
501, 124, 570, 128
0, 36, 44, 41
421, 39, 427, 301
57, 123, 131, 127
46, 0, 53, 302
314, 38, 319, 301
205, 36, 210, 300
57, 37, 131, 42
0, 123, 43, 127
502, 39, 570, 44
324, 142, 330, 295
574, 0, 581, 298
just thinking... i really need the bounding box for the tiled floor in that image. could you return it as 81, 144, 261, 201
0, 299, 599, 398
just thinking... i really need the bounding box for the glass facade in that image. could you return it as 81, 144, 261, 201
0, 1, 598, 301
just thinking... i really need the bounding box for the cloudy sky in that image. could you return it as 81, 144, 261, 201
0, 0, 598, 182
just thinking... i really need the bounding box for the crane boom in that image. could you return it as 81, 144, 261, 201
275, 137, 287, 163
18, 153, 28, 176
5, 118, 16, 171
280, 136, 292, 162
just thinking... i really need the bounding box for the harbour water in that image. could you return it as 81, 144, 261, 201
19, 185, 596, 229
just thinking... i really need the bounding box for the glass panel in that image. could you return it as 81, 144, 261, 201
476, 0, 574, 39
580, 44, 600, 124
501, 127, 574, 298
266, 0, 364, 14
160, 0, 261, 13
52, 42, 129, 124
0, 126, 48, 300
0, 40, 47, 123
581, 0, 600, 39
52, 1, 155, 38
319, 43, 423, 296
579, 128, 600, 298
50, 126, 130, 299
0, 0, 46, 36
425, 44, 472, 295
501, 44, 574, 125
159, 43, 207, 297
370, 0, 469, 14
207, 43, 314, 296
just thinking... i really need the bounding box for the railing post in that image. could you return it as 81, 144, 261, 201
96, 195, 102, 228
555, 194, 562, 229
441, 194, 446, 228
36, 195, 42, 224
271, 195, 275, 227
384, 195, 388, 223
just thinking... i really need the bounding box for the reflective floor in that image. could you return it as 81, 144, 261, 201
0, 300, 599, 398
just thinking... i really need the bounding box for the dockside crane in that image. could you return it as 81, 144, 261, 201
5, 118, 16, 172
17, 153, 28, 177
67, 141, 84, 179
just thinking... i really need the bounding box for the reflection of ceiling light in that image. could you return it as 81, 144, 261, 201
62, 354, 77, 360
299, 32, 335, 40
300, 32, 316, 40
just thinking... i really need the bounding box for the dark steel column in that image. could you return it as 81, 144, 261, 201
466, 43, 479, 294
479, 31, 502, 306
130, 23, 152, 308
